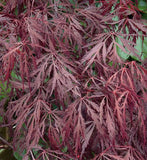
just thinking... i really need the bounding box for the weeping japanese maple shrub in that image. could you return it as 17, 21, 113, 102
0, 0, 147, 159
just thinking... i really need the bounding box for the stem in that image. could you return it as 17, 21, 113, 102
0, 136, 13, 149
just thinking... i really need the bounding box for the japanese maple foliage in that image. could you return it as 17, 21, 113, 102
0, 0, 147, 160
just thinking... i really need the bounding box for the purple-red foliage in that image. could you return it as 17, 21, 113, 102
0, 0, 147, 159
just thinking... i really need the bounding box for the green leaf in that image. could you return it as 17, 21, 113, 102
62, 146, 68, 153
116, 34, 147, 62
142, 37, 147, 59
115, 37, 129, 60
0, 149, 4, 154
108, 61, 113, 66
13, 152, 22, 160
0, 81, 11, 101
69, 0, 76, 7
80, 21, 87, 27
141, 13, 147, 19
138, 0, 147, 11
14, 7, 18, 16
0, 116, 3, 123
13, 149, 26, 160
135, 36, 147, 60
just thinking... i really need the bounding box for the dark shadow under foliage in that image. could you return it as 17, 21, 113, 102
0, 0, 147, 160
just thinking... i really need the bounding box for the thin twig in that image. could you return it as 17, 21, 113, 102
0, 136, 13, 149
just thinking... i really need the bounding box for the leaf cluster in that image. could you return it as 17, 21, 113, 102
0, 0, 147, 160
